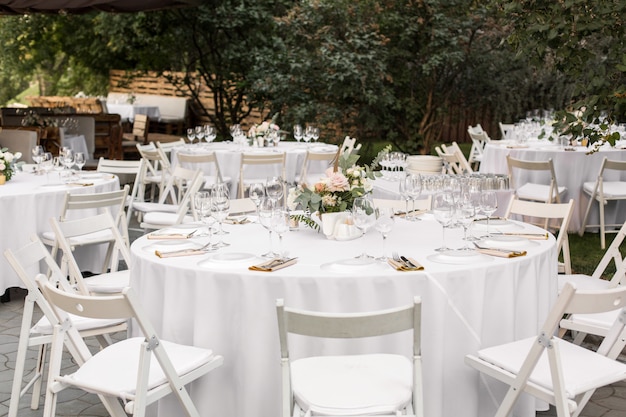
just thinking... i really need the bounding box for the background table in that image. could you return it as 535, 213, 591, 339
130, 214, 557, 417
479, 140, 626, 231
171, 141, 338, 196
106, 103, 161, 122
0, 171, 120, 293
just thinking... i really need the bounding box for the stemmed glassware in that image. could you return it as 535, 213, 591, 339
352, 197, 376, 258
480, 190, 498, 237
195, 126, 205, 143
406, 173, 422, 221
40, 152, 53, 183
432, 191, 455, 251
210, 187, 230, 247
205, 125, 217, 143
311, 127, 320, 143
62, 148, 74, 171
293, 124, 303, 143
258, 197, 279, 258
456, 193, 477, 250
193, 191, 214, 238
266, 176, 284, 204
249, 182, 265, 215
303, 125, 314, 143
187, 128, 196, 144
374, 206, 395, 261
32, 145, 44, 174
271, 209, 290, 259
74, 152, 85, 173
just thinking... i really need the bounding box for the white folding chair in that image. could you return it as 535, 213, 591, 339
373, 195, 432, 213
298, 149, 338, 186
465, 282, 626, 417
467, 124, 491, 169
4, 236, 127, 417
441, 142, 473, 174
138, 166, 204, 230
435, 145, 465, 175
506, 155, 567, 204
276, 297, 423, 417
505, 198, 574, 274
238, 152, 286, 198
340, 136, 356, 155
177, 151, 232, 190
499, 122, 514, 140
96, 158, 146, 224
36, 276, 223, 417
156, 138, 187, 155
51, 212, 132, 295
578, 157, 626, 248
136, 143, 171, 201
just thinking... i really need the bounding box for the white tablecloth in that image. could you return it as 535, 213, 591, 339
130, 215, 558, 417
171, 142, 338, 196
106, 103, 161, 122
0, 171, 120, 293
62, 134, 89, 159
479, 140, 626, 231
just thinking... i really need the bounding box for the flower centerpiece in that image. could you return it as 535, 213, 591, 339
0, 147, 23, 183
248, 114, 281, 147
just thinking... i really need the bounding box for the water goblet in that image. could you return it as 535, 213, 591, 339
480, 190, 498, 237
210, 191, 230, 247
352, 197, 376, 258
266, 176, 284, 203
303, 125, 314, 143
374, 206, 395, 261
195, 125, 205, 143
293, 124, 303, 143
432, 192, 454, 251
74, 152, 85, 173
205, 125, 217, 143
271, 209, 291, 259
407, 173, 423, 221
456, 194, 476, 250
187, 128, 196, 144
258, 197, 279, 258
249, 182, 265, 213
311, 127, 320, 143
62, 149, 74, 171
193, 191, 214, 239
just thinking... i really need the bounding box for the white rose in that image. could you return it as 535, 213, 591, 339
4, 153, 13, 163
14, 152, 22, 159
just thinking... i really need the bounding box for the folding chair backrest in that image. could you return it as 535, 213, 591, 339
156, 138, 186, 155
131, 114, 149, 144
506, 155, 562, 203
239, 152, 286, 198
442, 142, 473, 174
499, 122, 514, 140
299, 149, 338, 185
340, 136, 356, 155
435, 146, 462, 175
97, 158, 145, 225
177, 151, 224, 183
589, 220, 626, 285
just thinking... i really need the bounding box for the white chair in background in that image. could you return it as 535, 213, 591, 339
156, 138, 186, 157
36, 277, 223, 417
467, 124, 490, 169
96, 158, 146, 225
499, 122, 514, 140
465, 282, 626, 417
4, 236, 127, 417
505, 198, 574, 274
276, 297, 423, 417
578, 157, 626, 248
441, 142, 473, 174
51, 212, 131, 295
298, 149, 338, 186
176, 151, 231, 190
136, 143, 171, 201
238, 152, 286, 199
506, 155, 566, 204
435, 145, 470, 175
340, 136, 356, 155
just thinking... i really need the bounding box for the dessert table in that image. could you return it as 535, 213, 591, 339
479, 140, 626, 231
171, 141, 338, 195
0, 170, 120, 294
130, 214, 558, 417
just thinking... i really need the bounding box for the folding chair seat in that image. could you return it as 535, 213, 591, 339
176, 151, 232, 190
507, 155, 567, 204
4, 236, 127, 417
137, 166, 204, 230
96, 158, 146, 225
467, 124, 491, 169
51, 212, 132, 295
298, 149, 338, 186
578, 157, 626, 248
465, 283, 626, 417
36, 276, 223, 417
505, 198, 574, 274
238, 152, 286, 199
276, 297, 423, 417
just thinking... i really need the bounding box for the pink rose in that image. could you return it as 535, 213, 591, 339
314, 182, 326, 193
327, 171, 350, 192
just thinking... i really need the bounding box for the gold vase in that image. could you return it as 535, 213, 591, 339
0, 174, 6, 185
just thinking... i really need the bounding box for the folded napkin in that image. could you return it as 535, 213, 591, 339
249, 257, 298, 272
147, 230, 197, 240
67, 182, 94, 187
476, 248, 527, 258
395, 209, 427, 218
155, 248, 208, 258
493, 232, 549, 240
388, 258, 425, 271
224, 216, 251, 225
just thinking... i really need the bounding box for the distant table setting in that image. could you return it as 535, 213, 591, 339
106, 102, 161, 122
171, 141, 339, 195
0, 169, 120, 293
479, 138, 626, 231
129, 211, 557, 417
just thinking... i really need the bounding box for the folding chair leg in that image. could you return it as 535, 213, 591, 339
30, 343, 47, 410
578, 192, 594, 237
9, 295, 38, 417
599, 200, 607, 249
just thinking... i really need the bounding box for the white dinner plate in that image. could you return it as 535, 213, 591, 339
472, 219, 524, 232
427, 250, 493, 265
198, 252, 259, 269
320, 258, 390, 274
143, 240, 202, 253
477, 235, 538, 249
155, 224, 200, 234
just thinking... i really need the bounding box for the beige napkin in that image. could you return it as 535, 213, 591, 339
495, 232, 548, 240
67, 182, 94, 187
476, 248, 527, 258
147, 230, 196, 240
155, 248, 208, 258
395, 209, 427, 218
224, 216, 251, 225
388, 257, 424, 271
249, 257, 298, 272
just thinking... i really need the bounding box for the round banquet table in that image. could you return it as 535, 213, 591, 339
170, 141, 339, 195
479, 139, 626, 231
130, 214, 558, 417
0, 170, 120, 294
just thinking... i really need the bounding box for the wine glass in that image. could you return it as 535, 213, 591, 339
399, 175, 412, 219
62, 149, 74, 170
432, 192, 454, 252
210, 189, 230, 247
205, 125, 217, 143
303, 125, 314, 143
266, 176, 284, 204
456, 194, 477, 250
271, 209, 291, 259
258, 197, 279, 258
352, 197, 376, 258
407, 173, 423, 221
193, 191, 214, 239
311, 127, 320, 143
374, 206, 395, 261
293, 124, 303, 143
40, 152, 53, 183
74, 152, 85, 173
480, 190, 498, 237
195, 126, 205, 143
249, 182, 265, 213
187, 128, 196, 144
32, 145, 44, 174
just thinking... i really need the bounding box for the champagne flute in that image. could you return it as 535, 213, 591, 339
399, 175, 412, 219
374, 206, 395, 261
271, 209, 291, 259
258, 197, 279, 258
432, 192, 454, 252
40, 152, 53, 183
352, 197, 376, 258
74, 152, 85, 173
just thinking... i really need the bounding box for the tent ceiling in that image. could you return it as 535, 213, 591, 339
0, 0, 199, 14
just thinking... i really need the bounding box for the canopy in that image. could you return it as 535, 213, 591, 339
0, 0, 199, 14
